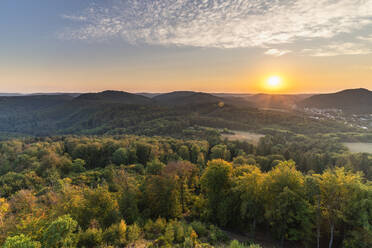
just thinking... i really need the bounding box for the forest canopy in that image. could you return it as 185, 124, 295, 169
0, 133, 370, 247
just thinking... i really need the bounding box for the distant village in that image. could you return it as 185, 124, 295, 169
304, 107, 372, 130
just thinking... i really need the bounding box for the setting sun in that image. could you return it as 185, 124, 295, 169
267, 76, 282, 88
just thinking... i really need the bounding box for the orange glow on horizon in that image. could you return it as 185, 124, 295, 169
259, 75, 287, 92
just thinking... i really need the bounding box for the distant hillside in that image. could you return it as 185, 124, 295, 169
0, 93, 23, 96
245, 94, 312, 110
0, 95, 74, 113
215, 93, 312, 110
299, 88, 372, 114
0, 95, 75, 135
0, 93, 81, 97
0, 89, 357, 137
28, 93, 81, 97
154, 91, 223, 106
75, 90, 151, 104
212, 93, 253, 98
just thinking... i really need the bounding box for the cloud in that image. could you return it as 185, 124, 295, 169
61, 14, 87, 21
59, 0, 372, 51
357, 35, 372, 42
302, 42, 372, 56
264, 49, 291, 56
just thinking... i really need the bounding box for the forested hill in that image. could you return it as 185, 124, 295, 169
153, 91, 224, 106
0, 90, 362, 138
0, 95, 74, 111
299, 88, 372, 114
75, 90, 152, 104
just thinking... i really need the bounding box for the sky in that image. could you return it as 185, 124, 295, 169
1, 0, 372, 94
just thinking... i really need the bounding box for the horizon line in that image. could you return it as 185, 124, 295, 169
0, 87, 371, 96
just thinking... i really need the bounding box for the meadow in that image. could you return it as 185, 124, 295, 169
344, 142, 372, 153
221, 130, 264, 145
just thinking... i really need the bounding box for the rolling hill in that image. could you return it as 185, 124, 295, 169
0, 89, 358, 138
75, 90, 151, 104
0, 93, 23, 96
0, 95, 74, 113
299, 88, 372, 114
153, 91, 223, 106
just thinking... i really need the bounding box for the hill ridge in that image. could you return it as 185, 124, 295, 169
299, 88, 372, 114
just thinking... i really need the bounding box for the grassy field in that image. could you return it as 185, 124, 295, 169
344, 143, 372, 153
221, 130, 264, 145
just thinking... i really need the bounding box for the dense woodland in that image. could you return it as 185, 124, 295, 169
0, 130, 370, 247
0, 91, 371, 247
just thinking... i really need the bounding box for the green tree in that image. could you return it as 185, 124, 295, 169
82, 186, 120, 229
190, 144, 201, 164
136, 143, 152, 165
114, 170, 140, 224
0, 172, 27, 197
3, 234, 41, 248
201, 159, 233, 226
42, 215, 78, 248
235, 165, 265, 239
197, 153, 205, 168
71, 159, 86, 173
263, 161, 313, 247
317, 168, 365, 248
127, 223, 142, 243
163, 161, 199, 214
72, 143, 104, 169
210, 145, 230, 161
146, 159, 165, 175
256, 135, 273, 155
342, 182, 372, 248
143, 175, 182, 218
112, 148, 128, 165
178, 145, 190, 161
305, 175, 322, 248
78, 227, 102, 248
229, 240, 262, 248
103, 220, 127, 246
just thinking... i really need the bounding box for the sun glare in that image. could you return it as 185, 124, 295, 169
267, 76, 282, 87
263, 75, 285, 91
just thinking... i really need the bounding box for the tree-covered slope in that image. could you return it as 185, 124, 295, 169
299, 88, 372, 114
0, 90, 361, 138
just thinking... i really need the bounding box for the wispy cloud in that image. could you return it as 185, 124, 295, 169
59, 0, 372, 54
264, 49, 291, 56
303, 42, 372, 56
357, 35, 372, 42
61, 14, 87, 21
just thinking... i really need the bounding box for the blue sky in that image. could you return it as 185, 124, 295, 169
1, 0, 372, 93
